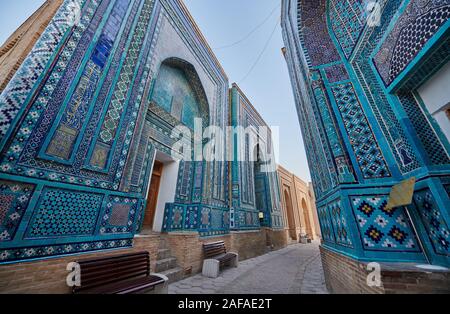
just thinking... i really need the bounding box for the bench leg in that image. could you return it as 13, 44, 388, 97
147, 273, 169, 294
202, 259, 220, 278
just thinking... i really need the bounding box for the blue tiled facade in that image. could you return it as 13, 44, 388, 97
229, 85, 283, 231
0, 0, 283, 263
282, 0, 450, 267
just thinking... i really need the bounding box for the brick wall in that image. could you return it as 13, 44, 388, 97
231, 231, 267, 260
0, 235, 161, 294
320, 245, 450, 294
166, 232, 233, 276
167, 229, 287, 276
0, 229, 289, 294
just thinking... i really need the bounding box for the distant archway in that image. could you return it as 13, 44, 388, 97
302, 198, 313, 238
284, 189, 297, 240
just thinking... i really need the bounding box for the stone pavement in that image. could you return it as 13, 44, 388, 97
168, 243, 328, 294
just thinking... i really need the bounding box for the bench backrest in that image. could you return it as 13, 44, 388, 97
203, 241, 227, 259
72, 251, 150, 293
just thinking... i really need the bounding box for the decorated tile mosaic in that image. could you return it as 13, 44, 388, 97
100, 196, 139, 234
26, 188, 103, 238
351, 196, 421, 252
351, 0, 420, 173
324, 63, 350, 83
0, 0, 239, 264
282, 0, 450, 266
311, 73, 355, 183
332, 82, 391, 178
374, 0, 450, 86
413, 190, 450, 256
298, 0, 341, 67
0, 180, 35, 241
0, 239, 133, 263
328, 199, 353, 247
329, 0, 365, 58
398, 92, 450, 166
317, 205, 335, 243
0, 0, 87, 144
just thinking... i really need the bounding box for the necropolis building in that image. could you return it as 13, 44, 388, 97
282, 0, 450, 292
0, 0, 285, 292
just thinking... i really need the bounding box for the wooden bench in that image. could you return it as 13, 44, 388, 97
72, 251, 168, 294
202, 241, 238, 278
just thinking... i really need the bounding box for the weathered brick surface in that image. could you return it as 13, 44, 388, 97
0, 230, 288, 294
320, 245, 450, 294
0, 235, 161, 294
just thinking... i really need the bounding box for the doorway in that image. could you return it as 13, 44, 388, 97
142, 160, 164, 230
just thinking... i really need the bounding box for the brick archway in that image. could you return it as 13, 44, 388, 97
284, 188, 297, 240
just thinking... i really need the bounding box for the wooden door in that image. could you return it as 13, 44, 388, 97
143, 161, 163, 228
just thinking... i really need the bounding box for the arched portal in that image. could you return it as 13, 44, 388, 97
151, 57, 210, 129
284, 189, 297, 240
141, 57, 210, 232
302, 198, 313, 238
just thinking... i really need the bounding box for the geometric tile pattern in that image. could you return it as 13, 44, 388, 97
0, 180, 35, 241
0, 0, 107, 185
317, 205, 335, 243
0, 239, 133, 263
329, 0, 365, 58
0, 0, 85, 143
351, 0, 420, 174
298, 0, 341, 67
324, 63, 349, 83
312, 75, 355, 183
45, 0, 130, 162
163, 204, 184, 231
0, 0, 237, 265
100, 196, 138, 234
93, 0, 154, 172
398, 92, 450, 165
26, 188, 103, 238
413, 190, 450, 256
282, 0, 450, 267
351, 196, 421, 252
374, 1, 450, 86
0, 0, 152, 194
332, 82, 391, 178
328, 199, 353, 247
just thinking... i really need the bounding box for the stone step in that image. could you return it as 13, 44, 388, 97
155, 257, 177, 272
157, 248, 171, 260
160, 267, 184, 284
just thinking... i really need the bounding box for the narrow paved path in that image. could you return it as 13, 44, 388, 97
168, 243, 328, 294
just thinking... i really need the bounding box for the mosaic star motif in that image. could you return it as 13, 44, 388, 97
351, 196, 420, 252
